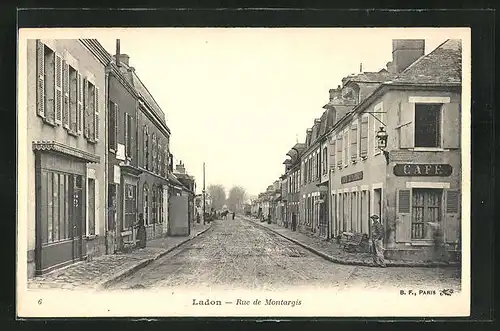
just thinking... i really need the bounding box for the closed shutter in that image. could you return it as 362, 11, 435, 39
36, 40, 45, 118
343, 130, 349, 166
330, 140, 336, 172
158, 142, 162, 175
124, 113, 129, 157
94, 86, 99, 141
444, 189, 460, 243
77, 72, 83, 135
360, 115, 368, 157
62, 61, 70, 129
351, 121, 358, 161
336, 134, 343, 168
442, 103, 460, 149
54, 54, 63, 125
399, 101, 415, 148
114, 104, 119, 150
83, 78, 89, 138
395, 189, 412, 242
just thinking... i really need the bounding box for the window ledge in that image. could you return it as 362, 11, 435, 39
84, 234, 98, 241
43, 118, 57, 127
67, 130, 79, 137
411, 148, 450, 152
410, 241, 434, 247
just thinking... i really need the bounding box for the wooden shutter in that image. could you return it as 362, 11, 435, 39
83, 78, 89, 138
54, 54, 63, 125
444, 189, 460, 243
343, 130, 349, 166
330, 140, 336, 171
114, 103, 119, 150
442, 103, 460, 149
360, 115, 368, 157
124, 113, 129, 157
351, 122, 358, 160
36, 40, 45, 118
336, 134, 343, 168
62, 61, 70, 129
94, 86, 99, 141
395, 189, 412, 242
158, 142, 162, 175
399, 101, 415, 148
77, 72, 83, 135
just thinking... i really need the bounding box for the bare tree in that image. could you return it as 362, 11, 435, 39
207, 184, 226, 210
227, 186, 247, 212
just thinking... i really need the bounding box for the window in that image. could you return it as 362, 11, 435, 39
143, 183, 149, 225
152, 134, 157, 173
83, 80, 99, 142
63, 63, 77, 132
108, 102, 118, 151
360, 114, 369, 158
415, 103, 442, 148
87, 178, 96, 236
164, 148, 169, 177
343, 130, 349, 167
158, 186, 163, 223
158, 141, 162, 176
143, 126, 149, 170
41, 171, 81, 244
36, 41, 57, 124
151, 186, 157, 224
297, 170, 301, 189
351, 121, 358, 162
331, 139, 336, 172
124, 113, 132, 158
316, 153, 320, 179
322, 147, 328, 174
411, 189, 442, 240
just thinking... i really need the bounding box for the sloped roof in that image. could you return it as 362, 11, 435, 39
343, 69, 392, 84
391, 39, 462, 85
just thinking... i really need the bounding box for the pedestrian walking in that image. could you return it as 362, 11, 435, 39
135, 213, 147, 249
370, 214, 386, 267
291, 213, 297, 231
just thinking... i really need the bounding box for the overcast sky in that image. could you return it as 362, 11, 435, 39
93, 28, 459, 197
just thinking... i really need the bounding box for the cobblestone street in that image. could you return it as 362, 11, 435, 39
110, 217, 461, 292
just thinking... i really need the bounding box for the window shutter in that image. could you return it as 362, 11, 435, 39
54, 54, 63, 125
395, 189, 412, 242
83, 78, 89, 138
351, 122, 358, 160
77, 72, 83, 135
442, 103, 460, 149
94, 86, 99, 141
343, 130, 349, 166
124, 113, 129, 157
62, 61, 70, 129
158, 142, 162, 175
336, 134, 343, 168
36, 40, 45, 118
444, 189, 460, 243
360, 115, 368, 157
114, 104, 119, 150
399, 101, 415, 148
330, 140, 336, 172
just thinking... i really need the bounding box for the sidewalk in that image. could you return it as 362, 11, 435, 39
28, 223, 212, 291
244, 217, 459, 268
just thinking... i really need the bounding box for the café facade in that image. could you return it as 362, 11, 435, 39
328, 39, 462, 261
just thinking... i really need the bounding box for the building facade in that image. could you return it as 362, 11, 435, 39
173, 161, 197, 235
26, 39, 107, 276
328, 39, 462, 261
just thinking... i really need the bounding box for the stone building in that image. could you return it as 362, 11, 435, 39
282, 143, 305, 229
25, 39, 107, 276
328, 39, 462, 261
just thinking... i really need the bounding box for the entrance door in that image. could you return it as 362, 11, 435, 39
70, 175, 83, 262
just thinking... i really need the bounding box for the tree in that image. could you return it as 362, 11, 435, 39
207, 184, 226, 210
227, 186, 247, 212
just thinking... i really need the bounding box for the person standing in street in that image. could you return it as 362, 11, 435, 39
370, 214, 386, 267
135, 213, 147, 249
291, 212, 297, 231
232, 211, 235, 220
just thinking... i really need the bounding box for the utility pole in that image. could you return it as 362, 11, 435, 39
202, 162, 206, 225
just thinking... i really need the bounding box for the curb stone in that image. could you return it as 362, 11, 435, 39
245, 218, 459, 268
98, 225, 212, 290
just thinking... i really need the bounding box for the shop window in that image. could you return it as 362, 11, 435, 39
124, 184, 136, 230
411, 188, 442, 240
415, 103, 442, 148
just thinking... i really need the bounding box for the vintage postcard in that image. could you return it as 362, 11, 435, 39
17, 27, 470, 318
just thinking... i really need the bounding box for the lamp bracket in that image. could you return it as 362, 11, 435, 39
365, 111, 387, 127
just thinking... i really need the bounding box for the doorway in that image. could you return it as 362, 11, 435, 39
70, 175, 83, 262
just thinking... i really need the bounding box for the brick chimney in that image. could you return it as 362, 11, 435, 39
115, 54, 130, 66
392, 39, 425, 73
175, 161, 186, 174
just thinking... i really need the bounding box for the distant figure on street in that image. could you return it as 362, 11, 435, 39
267, 213, 272, 224
232, 211, 235, 220
370, 214, 386, 267
135, 213, 147, 249
291, 213, 297, 231
428, 221, 449, 262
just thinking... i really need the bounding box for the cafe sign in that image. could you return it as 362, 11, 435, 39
393, 164, 453, 177
341, 171, 363, 184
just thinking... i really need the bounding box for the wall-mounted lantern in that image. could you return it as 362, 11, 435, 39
376, 126, 390, 165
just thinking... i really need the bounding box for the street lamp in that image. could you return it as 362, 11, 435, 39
376, 126, 390, 165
